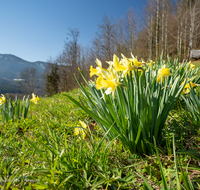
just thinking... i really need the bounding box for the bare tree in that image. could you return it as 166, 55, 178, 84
52, 28, 91, 92
144, 0, 155, 60
92, 14, 115, 67
125, 8, 138, 56
20, 67, 38, 94
187, 0, 200, 59
183, 2, 188, 60
116, 17, 127, 56
155, 0, 160, 58
164, 1, 170, 59
60, 28, 82, 90
176, 0, 185, 60
160, 0, 172, 59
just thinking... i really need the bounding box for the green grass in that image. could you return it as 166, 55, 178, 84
0, 88, 200, 189
192, 61, 200, 77
193, 61, 200, 67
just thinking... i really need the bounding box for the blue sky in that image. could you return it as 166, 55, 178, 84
0, 0, 146, 62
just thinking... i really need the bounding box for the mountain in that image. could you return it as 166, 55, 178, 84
0, 54, 47, 80
0, 54, 47, 95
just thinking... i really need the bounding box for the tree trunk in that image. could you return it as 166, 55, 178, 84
184, 11, 187, 60
177, 20, 180, 60
161, 0, 165, 56
179, 16, 183, 60
164, 7, 168, 60
156, 0, 159, 58
188, 0, 195, 60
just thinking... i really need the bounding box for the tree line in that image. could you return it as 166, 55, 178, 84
34, 0, 200, 95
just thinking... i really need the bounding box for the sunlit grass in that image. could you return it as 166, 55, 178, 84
192, 60, 200, 67
192, 60, 200, 76
0, 81, 200, 188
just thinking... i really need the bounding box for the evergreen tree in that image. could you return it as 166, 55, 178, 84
46, 63, 60, 96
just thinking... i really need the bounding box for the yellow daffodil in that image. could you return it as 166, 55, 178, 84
158, 65, 171, 77
96, 75, 105, 90
189, 63, 195, 69
147, 62, 152, 67
74, 120, 87, 138
181, 88, 190, 95
162, 68, 171, 76
113, 54, 143, 76
0, 94, 6, 106
131, 53, 143, 67
184, 82, 198, 89
113, 54, 127, 72
157, 65, 171, 83
90, 66, 100, 77
181, 81, 200, 95
96, 66, 124, 98
146, 60, 155, 67
157, 76, 162, 83
30, 93, 39, 104
90, 59, 106, 77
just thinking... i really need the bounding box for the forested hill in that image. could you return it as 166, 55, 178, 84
0, 54, 47, 79
0, 54, 47, 95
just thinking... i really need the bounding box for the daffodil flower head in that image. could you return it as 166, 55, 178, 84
147, 60, 155, 67
127, 58, 134, 65
131, 53, 143, 67
104, 76, 121, 96
181, 88, 191, 95
96, 75, 105, 90
0, 94, 6, 106
113, 54, 143, 76
30, 93, 39, 104
158, 65, 171, 77
89, 59, 106, 77
184, 81, 199, 89
162, 68, 171, 76
113, 54, 127, 73
181, 80, 200, 94
74, 120, 87, 139
156, 75, 166, 83
147, 62, 152, 67
90, 66, 100, 77
157, 76, 162, 83
96, 67, 124, 98
157, 65, 171, 83
189, 63, 195, 69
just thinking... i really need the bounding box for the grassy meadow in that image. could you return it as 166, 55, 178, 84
193, 61, 200, 67
0, 60, 200, 190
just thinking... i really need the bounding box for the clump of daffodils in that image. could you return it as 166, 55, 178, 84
89, 53, 199, 98
181, 80, 200, 95
69, 53, 200, 155
0, 94, 6, 106
30, 93, 39, 104
147, 60, 155, 67
90, 54, 144, 98
0, 93, 40, 123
